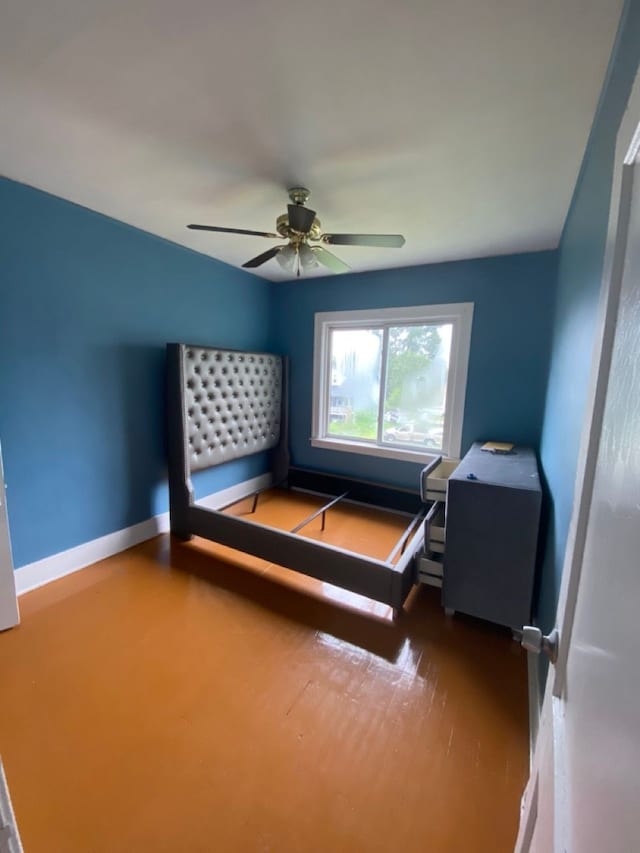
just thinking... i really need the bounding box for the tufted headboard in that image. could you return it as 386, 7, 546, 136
168, 343, 284, 472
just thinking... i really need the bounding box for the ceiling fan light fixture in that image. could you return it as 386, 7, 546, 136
298, 242, 320, 271
276, 244, 297, 273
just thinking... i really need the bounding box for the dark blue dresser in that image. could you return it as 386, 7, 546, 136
442, 442, 542, 630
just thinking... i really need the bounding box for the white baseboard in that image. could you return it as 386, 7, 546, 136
194, 472, 271, 511
14, 473, 272, 596
14, 514, 170, 596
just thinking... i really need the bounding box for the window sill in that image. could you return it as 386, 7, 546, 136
310, 436, 442, 465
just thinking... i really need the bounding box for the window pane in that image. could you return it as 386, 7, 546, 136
327, 328, 382, 441
382, 324, 452, 450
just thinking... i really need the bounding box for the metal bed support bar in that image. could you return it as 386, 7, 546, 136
218, 477, 288, 514
385, 509, 427, 565
290, 491, 349, 534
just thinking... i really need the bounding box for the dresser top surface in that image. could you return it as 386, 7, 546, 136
450, 443, 541, 492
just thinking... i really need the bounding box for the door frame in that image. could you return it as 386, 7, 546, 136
0, 441, 19, 632
0, 758, 23, 853
516, 66, 640, 851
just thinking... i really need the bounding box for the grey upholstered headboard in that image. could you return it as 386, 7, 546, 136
178, 344, 283, 472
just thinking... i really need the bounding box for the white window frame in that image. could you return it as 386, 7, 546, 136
311, 303, 474, 463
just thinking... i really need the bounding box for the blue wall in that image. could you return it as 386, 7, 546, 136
536, 0, 640, 635
272, 252, 558, 489
0, 178, 274, 568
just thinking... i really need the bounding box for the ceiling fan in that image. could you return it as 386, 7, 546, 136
187, 187, 405, 277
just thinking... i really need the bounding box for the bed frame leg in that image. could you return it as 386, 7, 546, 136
170, 529, 193, 542
250, 492, 259, 514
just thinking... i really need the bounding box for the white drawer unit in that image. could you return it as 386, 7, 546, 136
417, 553, 443, 588
416, 457, 459, 591
420, 458, 460, 503
426, 501, 446, 554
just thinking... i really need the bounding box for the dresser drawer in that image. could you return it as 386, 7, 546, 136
426, 502, 446, 553
417, 552, 443, 587
421, 459, 460, 503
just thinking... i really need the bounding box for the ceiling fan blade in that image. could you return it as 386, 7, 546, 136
322, 233, 406, 248
312, 246, 350, 274
241, 246, 283, 269
187, 224, 278, 238
287, 204, 317, 233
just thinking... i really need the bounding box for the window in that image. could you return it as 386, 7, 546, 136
312, 303, 473, 462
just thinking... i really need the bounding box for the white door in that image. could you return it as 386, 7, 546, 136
0, 758, 23, 853
0, 442, 19, 631
516, 71, 640, 852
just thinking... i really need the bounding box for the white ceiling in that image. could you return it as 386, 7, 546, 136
0, 0, 623, 280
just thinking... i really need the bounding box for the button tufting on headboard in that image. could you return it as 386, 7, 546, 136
181, 345, 282, 472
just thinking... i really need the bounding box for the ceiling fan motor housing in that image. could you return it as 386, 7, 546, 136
276, 212, 322, 241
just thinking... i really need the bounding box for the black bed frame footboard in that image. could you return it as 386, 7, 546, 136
188, 504, 416, 608
167, 342, 439, 611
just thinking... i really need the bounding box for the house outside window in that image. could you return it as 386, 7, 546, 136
312, 303, 473, 463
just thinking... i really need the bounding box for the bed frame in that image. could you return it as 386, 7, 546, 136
166, 343, 440, 612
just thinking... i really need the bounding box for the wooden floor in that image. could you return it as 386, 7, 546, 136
0, 492, 529, 852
